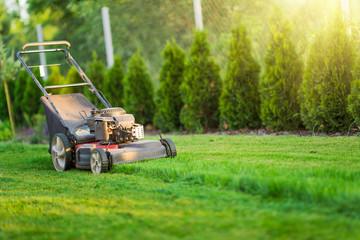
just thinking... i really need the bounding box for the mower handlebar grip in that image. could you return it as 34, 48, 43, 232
22, 41, 71, 50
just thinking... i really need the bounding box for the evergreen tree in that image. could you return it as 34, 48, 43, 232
0, 39, 20, 135
13, 69, 28, 124
219, 25, 261, 130
46, 66, 65, 95
103, 55, 124, 107
21, 68, 43, 123
259, 15, 303, 130
300, 14, 355, 132
85, 51, 105, 107
60, 66, 83, 94
123, 50, 155, 125
180, 31, 222, 133
153, 40, 185, 132
347, 57, 360, 124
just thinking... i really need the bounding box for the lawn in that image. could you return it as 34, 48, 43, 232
0, 134, 359, 239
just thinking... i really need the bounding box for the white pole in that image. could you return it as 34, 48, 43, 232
341, 0, 351, 35
36, 24, 48, 80
102, 7, 114, 68
341, 0, 350, 18
193, 0, 204, 30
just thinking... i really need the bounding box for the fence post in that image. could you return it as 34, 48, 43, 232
102, 7, 114, 68
193, 0, 204, 30
36, 24, 48, 80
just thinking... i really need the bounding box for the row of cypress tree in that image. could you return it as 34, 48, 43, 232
1, 12, 358, 133
155, 12, 359, 133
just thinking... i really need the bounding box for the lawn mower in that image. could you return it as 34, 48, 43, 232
17, 41, 176, 174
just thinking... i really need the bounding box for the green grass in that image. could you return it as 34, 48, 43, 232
0, 135, 360, 239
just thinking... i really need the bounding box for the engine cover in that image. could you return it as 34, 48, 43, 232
100, 107, 126, 117
88, 107, 143, 144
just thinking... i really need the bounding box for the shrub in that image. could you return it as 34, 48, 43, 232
153, 40, 185, 132
0, 38, 20, 125
219, 25, 261, 130
26, 114, 48, 144
13, 69, 28, 125
348, 57, 360, 124
0, 120, 12, 141
259, 16, 303, 130
180, 31, 222, 133
123, 50, 155, 125
46, 66, 65, 95
60, 66, 83, 94
21, 68, 43, 125
299, 14, 355, 132
103, 55, 124, 107
85, 51, 105, 107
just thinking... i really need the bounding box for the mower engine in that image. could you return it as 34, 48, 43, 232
87, 107, 144, 144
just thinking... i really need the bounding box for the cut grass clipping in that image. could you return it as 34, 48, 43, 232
0, 135, 360, 239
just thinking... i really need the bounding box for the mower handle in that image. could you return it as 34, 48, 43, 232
22, 41, 71, 50
44, 83, 90, 90
17, 41, 112, 113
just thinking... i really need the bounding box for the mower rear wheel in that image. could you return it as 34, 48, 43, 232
90, 148, 110, 174
162, 138, 177, 158
51, 133, 72, 171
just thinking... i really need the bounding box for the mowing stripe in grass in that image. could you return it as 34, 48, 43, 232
113, 135, 360, 216
1, 136, 360, 239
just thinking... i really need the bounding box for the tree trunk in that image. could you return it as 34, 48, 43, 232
3, 80, 16, 137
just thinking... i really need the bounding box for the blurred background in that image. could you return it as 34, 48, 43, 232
2, 0, 360, 83
1, 0, 360, 142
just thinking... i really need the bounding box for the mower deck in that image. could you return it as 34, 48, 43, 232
75, 140, 167, 169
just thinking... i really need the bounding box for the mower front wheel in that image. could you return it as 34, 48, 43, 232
51, 133, 73, 171
90, 148, 110, 174
162, 138, 177, 158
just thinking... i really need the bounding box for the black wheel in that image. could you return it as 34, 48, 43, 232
162, 138, 177, 158
51, 133, 73, 171
90, 148, 110, 174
